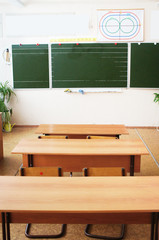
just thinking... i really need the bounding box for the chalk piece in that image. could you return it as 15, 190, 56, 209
79, 89, 84, 94
64, 88, 72, 93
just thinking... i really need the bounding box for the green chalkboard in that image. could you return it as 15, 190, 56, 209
12, 44, 49, 88
130, 43, 159, 88
51, 43, 128, 88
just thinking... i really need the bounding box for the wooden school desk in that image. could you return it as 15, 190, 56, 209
0, 113, 3, 160
35, 124, 129, 139
12, 138, 149, 176
0, 176, 158, 240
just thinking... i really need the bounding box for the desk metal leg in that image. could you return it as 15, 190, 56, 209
155, 212, 158, 240
1, 212, 6, 240
28, 154, 33, 167
130, 155, 134, 176
6, 213, 10, 240
151, 213, 155, 240
152, 212, 159, 240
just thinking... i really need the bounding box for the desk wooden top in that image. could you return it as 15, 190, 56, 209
12, 138, 149, 156
35, 124, 129, 135
0, 176, 159, 213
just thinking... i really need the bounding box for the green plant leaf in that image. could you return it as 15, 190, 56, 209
0, 81, 16, 123
0, 81, 16, 103
154, 93, 159, 103
0, 100, 8, 112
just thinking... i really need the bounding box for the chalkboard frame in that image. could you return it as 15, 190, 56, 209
12, 44, 49, 89
51, 43, 128, 88
130, 43, 159, 88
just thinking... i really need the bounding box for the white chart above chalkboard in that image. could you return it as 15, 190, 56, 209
6, 14, 89, 37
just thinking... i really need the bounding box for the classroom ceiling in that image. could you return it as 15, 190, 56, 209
0, 0, 157, 10
0, 0, 100, 6
0, 0, 93, 5
0, 0, 155, 5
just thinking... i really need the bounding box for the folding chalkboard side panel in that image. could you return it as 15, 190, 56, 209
130, 43, 159, 88
12, 44, 49, 89
51, 43, 128, 88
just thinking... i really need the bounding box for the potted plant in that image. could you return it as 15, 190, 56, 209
154, 93, 159, 103
0, 81, 16, 132
153, 93, 159, 131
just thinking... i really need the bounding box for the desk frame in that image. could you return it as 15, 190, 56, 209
0, 176, 159, 240
12, 138, 148, 176
1, 212, 159, 240
26, 154, 137, 176
45, 133, 120, 139
36, 124, 129, 139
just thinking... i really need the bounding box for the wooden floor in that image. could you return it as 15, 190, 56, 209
0, 127, 159, 240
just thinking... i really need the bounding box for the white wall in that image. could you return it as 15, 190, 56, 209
0, 0, 159, 126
